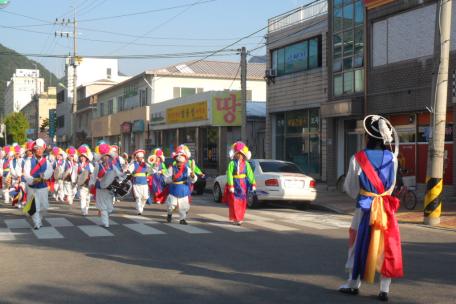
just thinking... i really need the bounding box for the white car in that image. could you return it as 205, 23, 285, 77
212, 159, 317, 208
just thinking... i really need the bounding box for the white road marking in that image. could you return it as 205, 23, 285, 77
197, 214, 254, 232
33, 227, 64, 239
290, 220, 337, 230
78, 225, 114, 237
46, 217, 74, 227
5, 219, 32, 229
244, 213, 275, 221
122, 214, 159, 225
247, 220, 298, 232
167, 223, 211, 234
0, 228, 16, 241
86, 216, 119, 226
123, 223, 166, 235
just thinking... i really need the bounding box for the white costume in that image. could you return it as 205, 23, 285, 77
62, 159, 78, 205
89, 161, 122, 227
77, 161, 94, 216
9, 156, 25, 208
128, 155, 149, 215
23, 154, 53, 229
1, 155, 14, 205
165, 165, 197, 222
53, 158, 66, 202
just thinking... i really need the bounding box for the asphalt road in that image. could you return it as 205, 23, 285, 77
0, 193, 455, 304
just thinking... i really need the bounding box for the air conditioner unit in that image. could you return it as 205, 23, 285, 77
265, 69, 277, 78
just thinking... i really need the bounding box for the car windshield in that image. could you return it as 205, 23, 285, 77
259, 161, 303, 174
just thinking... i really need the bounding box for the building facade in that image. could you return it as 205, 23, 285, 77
56, 57, 128, 145
20, 86, 56, 140
91, 60, 266, 154
266, 0, 328, 181
4, 69, 44, 115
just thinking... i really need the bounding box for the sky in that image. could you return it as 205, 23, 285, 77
0, 0, 312, 78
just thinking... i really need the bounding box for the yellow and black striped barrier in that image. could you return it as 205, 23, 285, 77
423, 177, 442, 225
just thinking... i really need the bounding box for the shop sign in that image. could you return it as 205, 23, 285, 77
212, 92, 242, 126
132, 120, 145, 133
151, 110, 166, 125
120, 122, 132, 134
166, 101, 208, 124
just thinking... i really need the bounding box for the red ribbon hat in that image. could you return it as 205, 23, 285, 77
33, 138, 47, 151
229, 141, 251, 160
134, 149, 146, 159
78, 145, 93, 161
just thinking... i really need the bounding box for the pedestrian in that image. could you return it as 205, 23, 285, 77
165, 146, 197, 225
77, 145, 94, 216
63, 146, 78, 205
223, 141, 256, 226
147, 148, 168, 204
339, 115, 403, 302
128, 149, 149, 215
23, 138, 53, 230
89, 144, 122, 228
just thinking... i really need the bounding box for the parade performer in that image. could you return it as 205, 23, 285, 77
128, 149, 149, 215
21, 141, 35, 205
89, 144, 123, 228
147, 148, 168, 204
63, 147, 78, 205
339, 115, 403, 302
165, 146, 197, 225
23, 139, 53, 230
77, 145, 94, 216
52, 148, 66, 202
223, 142, 256, 226
175, 144, 204, 197
9, 145, 26, 208
1, 146, 14, 205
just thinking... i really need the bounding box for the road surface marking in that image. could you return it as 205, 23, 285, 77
0, 228, 16, 241
290, 220, 337, 230
122, 214, 159, 225
244, 213, 274, 221
167, 223, 211, 234
46, 217, 74, 227
247, 220, 298, 232
33, 227, 64, 239
86, 216, 119, 226
5, 219, 32, 229
197, 214, 254, 232
78, 225, 114, 237
123, 223, 166, 235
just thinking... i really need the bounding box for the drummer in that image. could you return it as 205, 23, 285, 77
89, 144, 123, 228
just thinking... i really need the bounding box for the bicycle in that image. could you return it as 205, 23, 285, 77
393, 185, 417, 210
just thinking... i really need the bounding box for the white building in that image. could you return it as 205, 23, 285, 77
56, 57, 129, 145
4, 69, 44, 115
91, 60, 266, 153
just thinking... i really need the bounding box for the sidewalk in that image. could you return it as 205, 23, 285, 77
313, 188, 456, 231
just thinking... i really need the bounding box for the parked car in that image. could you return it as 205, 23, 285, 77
212, 159, 316, 208
164, 159, 206, 195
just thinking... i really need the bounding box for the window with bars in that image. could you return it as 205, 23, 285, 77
332, 0, 364, 97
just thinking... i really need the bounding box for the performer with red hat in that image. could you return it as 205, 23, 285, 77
77, 145, 94, 216
9, 145, 26, 208
0, 146, 14, 205
223, 141, 256, 226
147, 148, 168, 204
63, 147, 78, 205
23, 139, 53, 229
128, 149, 149, 215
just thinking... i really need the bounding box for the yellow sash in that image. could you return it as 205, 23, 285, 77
233, 174, 246, 179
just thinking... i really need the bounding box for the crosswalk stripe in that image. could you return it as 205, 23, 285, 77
33, 227, 64, 239
5, 219, 32, 229
244, 213, 274, 222
247, 220, 298, 232
46, 217, 74, 227
123, 223, 166, 235
197, 214, 254, 232
0, 228, 16, 241
167, 223, 211, 234
122, 214, 159, 225
86, 216, 119, 226
289, 220, 337, 230
78, 225, 114, 237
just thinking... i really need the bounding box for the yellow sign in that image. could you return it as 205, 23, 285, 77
212, 92, 243, 126
166, 101, 208, 124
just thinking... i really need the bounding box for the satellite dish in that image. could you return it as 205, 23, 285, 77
0, 0, 10, 8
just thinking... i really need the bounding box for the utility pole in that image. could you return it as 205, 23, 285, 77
240, 46, 247, 143
55, 7, 78, 146
424, 0, 452, 226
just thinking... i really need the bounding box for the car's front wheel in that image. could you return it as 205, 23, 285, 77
213, 183, 222, 203
247, 191, 261, 209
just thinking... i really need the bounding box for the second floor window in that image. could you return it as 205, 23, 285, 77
107, 99, 114, 115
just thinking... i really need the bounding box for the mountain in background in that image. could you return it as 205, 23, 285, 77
249, 55, 267, 64
0, 43, 59, 119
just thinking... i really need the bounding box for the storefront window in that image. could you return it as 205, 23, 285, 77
274, 109, 320, 177
202, 127, 218, 169
180, 127, 196, 143
163, 129, 177, 157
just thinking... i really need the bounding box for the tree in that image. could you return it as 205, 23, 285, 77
4, 112, 29, 144
40, 118, 49, 132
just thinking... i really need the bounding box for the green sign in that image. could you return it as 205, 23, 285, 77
0, 0, 10, 8
49, 109, 57, 137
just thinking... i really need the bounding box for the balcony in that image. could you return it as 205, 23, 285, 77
268, 0, 327, 34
